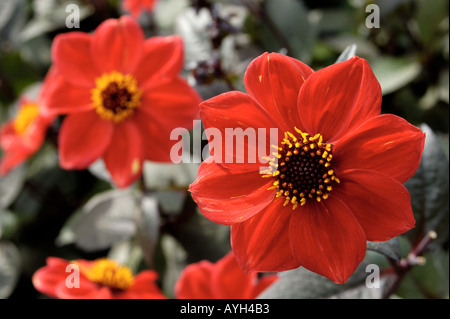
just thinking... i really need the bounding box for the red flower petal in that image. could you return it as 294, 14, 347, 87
289, 197, 366, 284
231, 200, 299, 273
334, 114, 425, 183
244, 52, 314, 132
175, 261, 216, 299
211, 252, 277, 298
140, 76, 200, 128
297, 56, 381, 142
55, 277, 108, 299
133, 112, 174, 162
333, 169, 415, 241
41, 74, 94, 115
59, 111, 113, 169
200, 90, 279, 171
32, 257, 69, 298
51, 32, 98, 88
0, 119, 46, 175
103, 120, 143, 188
134, 36, 184, 91
189, 161, 274, 225
132, 76, 200, 163
119, 271, 167, 299
91, 16, 145, 74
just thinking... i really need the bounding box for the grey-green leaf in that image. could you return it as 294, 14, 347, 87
404, 124, 449, 246
367, 237, 401, 261
0, 241, 21, 298
69, 189, 138, 251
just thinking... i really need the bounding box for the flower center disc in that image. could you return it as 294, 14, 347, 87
13, 103, 40, 135
83, 258, 135, 291
91, 72, 142, 123
264, 128, 340, 209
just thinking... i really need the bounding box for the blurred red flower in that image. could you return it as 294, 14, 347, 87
32, 257, 167, 299
0, 69, 57, 175
174, 251, 278, 299
122, 0, 157, 18
189, 53, 425, 284
44, 16, 201, 188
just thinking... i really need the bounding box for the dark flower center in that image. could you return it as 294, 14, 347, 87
263, 128, 339, 209
101, 82, 133, 114
91, 72, 142, 123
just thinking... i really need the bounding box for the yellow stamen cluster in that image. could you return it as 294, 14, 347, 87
82, 258, 135, 291
91, 71, 142, 123
262, 127, 340, 210
13, 103, 40, 135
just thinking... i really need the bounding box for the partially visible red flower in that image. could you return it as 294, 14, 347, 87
32, 257, 167, 299
44, 16, 201, 188
0, 69, 57, 175
122, 0, 157, 18
174, 251, 278, 299
189, 53, 425, 284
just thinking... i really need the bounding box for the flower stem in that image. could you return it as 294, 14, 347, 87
382, 231, 437, 298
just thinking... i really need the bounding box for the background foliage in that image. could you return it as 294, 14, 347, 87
0, 0, 448, 299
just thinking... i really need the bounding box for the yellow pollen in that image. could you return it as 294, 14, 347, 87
82, 258, 135, 291
13, 103, 40, 135
91, 71, 142, 123
263, 128, 339, 210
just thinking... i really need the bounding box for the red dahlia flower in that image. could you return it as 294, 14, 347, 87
122, 0, 157, 18
32, 257, 167, 299
44, 16, 201, 188
189, 53, 425, 284
174, 251, 278, 299
0, 69, 57, 175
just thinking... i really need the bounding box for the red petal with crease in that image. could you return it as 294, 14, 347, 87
103, 120, 143, 188
189, 161, 274, 225
91, 16, 144, 74
59, 111, 113, 169
51, 32, 98, 88
244, 52, 314, 132
119, 271, 167, 299
32, 257, 69, 298
134, 36, 184, 90
334, 114, 425, 183
231, 200, 299, 273
140, 76, 200, 128
42, 74, 93, 115
289, 197, 366, 284
133, 111, 181, 162
175, 261, 216, 299
200, 91, 279, 171
333, 169, 415, 241
297, 56, 381, 142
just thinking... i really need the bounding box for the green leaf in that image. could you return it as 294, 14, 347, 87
18, 0, 94, 42
371, 56, 422, 95
394, 249, 449, 299
261, 0, 315, 63
0, 240, 21, 298
143, 161, 199, 191
66, 189, 139, 251
404, 124, 449, 246
135, 195, 160, 268
0, 164, 26, 209
257, 260, 385, 299
367, 237, 401, 261
0, 0, 26, 46
169, 208, 230, 263
415, 0, 448, 48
